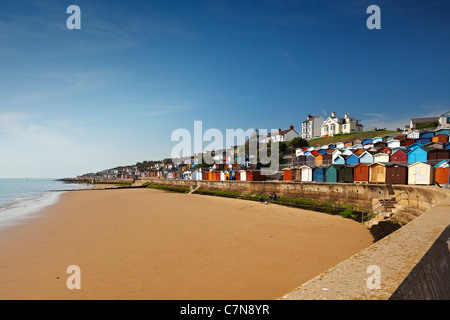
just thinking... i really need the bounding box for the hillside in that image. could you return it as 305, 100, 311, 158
308, 130, 398, 146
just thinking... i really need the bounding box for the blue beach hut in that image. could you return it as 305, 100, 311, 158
419, 131, 435, 139
436, 129, 450, 136
415, 137, 431, 145
333, 155, 347, 165
346, 154, 360, 165
407, 143, 424, 151
407, 147, 428, 165
362, 138, 372, 145
318, 149, 327, 154
312, 167, 325, 182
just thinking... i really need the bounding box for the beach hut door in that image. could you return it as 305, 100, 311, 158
415, 166, 427, 184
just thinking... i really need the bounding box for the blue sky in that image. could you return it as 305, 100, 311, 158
0, 0, 449, 178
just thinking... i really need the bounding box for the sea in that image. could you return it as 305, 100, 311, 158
0, 178, 91, 229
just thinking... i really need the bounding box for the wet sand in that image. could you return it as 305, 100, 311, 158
0, 188, 374, 299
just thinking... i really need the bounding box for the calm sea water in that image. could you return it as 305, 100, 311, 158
0, 179, 91, 228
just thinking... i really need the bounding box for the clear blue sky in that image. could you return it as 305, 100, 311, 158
0, 0, 449, 178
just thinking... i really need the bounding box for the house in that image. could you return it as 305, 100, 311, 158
320, 112, 363, 137
373, 152, 390, 163
312, 166, 325, 182
346, 154, 360, 165
353, 163, 369, 183
300, 165, 313, 182
409, 117, 439, 130
390, 149, 408, 164
434, 161, 449, 184
407, 147, 428, 164
263, 125, 300, 143
408, 162, 435, 185
427, 149, 450, 165
386, 164, 408, 185
359, 151, 374, 164
302, 114, 325, 140
438, 112, 450, 128
368, 163, 387, 184
432, 134, 449, 143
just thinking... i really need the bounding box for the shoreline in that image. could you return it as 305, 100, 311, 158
0, 187, 374, 299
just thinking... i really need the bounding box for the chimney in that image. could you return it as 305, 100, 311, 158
307, 114, 312, 119
290, 125, 294, 130
345, 113, 349, 118
332, 112, 336, 118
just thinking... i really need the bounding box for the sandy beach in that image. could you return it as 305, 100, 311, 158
0, 188, 374, 300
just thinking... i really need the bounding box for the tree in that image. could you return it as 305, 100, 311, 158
289, 137, 309, 149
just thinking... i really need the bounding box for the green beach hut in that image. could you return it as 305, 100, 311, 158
325, 165, 342, 183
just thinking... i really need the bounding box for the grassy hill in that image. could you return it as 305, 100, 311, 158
308, 130, 398, 146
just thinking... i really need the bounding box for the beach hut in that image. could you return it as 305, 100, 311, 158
300, 165, 313, 182
239, 170, 247, 181
282, 168, 292, 181
377, 147, 392, 155
332, 149, 342, 162
359, 151, 374, 164
314, 153, 324, 166
427, 149, 450, 165
415, 137, 431, 145
408, 147, 428, 164
400, 138, 416, 147
322, 153, 332, 166
368, 163, 387, 184
362, 138, 372, 145
247, 170, 266, 181
333, 154, 347, 165
372, 137, 383, 144
336, 142, 345, 149
363, 143, 375, 149
373, 152, 390, 163
328, 143, 336, 149
292, 168, 302, 182
306, 154, 315, 167
382, 136, 394, 143
445, 142, 450, 150
353, 163, 369, 183
407, 143, 424, 151
435, 129, 450, 136
220, 170, 226, 181
295, 148, 304, 157
408, 162, 435, 185
297, 155, 307, 166
425, 142, 445, 149
312, 166, 325, 182
337, 165, 353, 183
386, 164, 408, 185
407, 131, 420, 139
390, 149, 408, 164
419, 130, 435, 139
352, 148, 365, 155
325, 165, 341, 183
344, 141, 353, 147
321, 144, 329, 150
346, 154, 360, 165
354, 139, 362, 146
343, 149, 354, 156
434, 161, 450, 185
394, 134, 407, 141
432, 134, 449, 143
318, 149, 327, 154
387, 139, 400, 149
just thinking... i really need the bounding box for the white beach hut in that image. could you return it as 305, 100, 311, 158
408, 162, 435, 185
300, 165, 312, 182
373, 153, 390, 163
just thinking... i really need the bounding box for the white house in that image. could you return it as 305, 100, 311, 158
321, 112, 364, 137
262, 125, 300, 143
301, 114, 324, 140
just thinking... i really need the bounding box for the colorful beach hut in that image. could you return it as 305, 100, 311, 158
353, 163, 369, 183
432, 134, 449, 143
386, 164, 408, 185
434, 161, 449, 185
368, 163, 387, 184
282, 168, 292, 181
408, 147, 428, 165
359, 151, 374, 164
390, 149, 408, 164
300, 165, 312, 182
427, 149, 450, 165
400, 138, 415, 147
346, 154, 360, 165
312, 166, 325, 182
325, 165, 341, 183
408, 162, 435, 185
338, 165, 353, 183
374, 152, 390, 163
292, 168, 302, 182
333, 155, 347, 165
